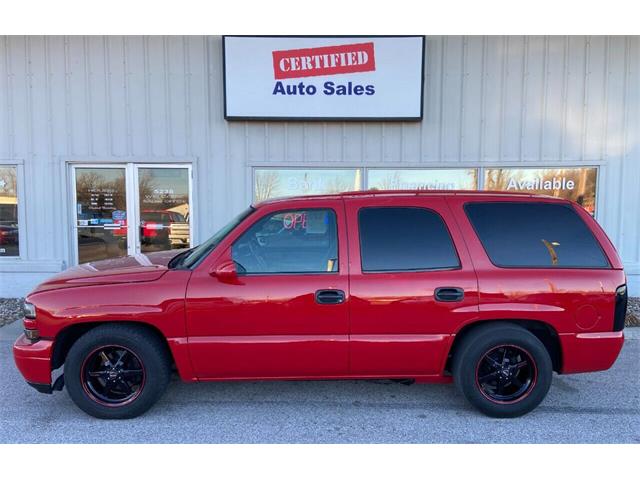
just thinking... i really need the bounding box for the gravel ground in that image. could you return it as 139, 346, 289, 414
0, 298, 23, 328
1, 297, 639, 328
627, 297, 640, 326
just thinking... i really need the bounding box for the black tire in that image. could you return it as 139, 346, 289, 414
64, 324, 171, 419
452, 322, 552, 418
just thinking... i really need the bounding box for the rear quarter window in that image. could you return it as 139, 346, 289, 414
464, 202, 609, 268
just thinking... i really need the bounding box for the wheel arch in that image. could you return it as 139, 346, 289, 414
444, 319, 562, 374
51, 321, 176, 372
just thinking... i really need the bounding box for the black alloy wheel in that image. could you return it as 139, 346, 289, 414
81, 345, 145, 406
452, 322, 553, 418
64, 324, 171, 419
475, 344, 537, 404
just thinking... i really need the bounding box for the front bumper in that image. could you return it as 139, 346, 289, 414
559, 331, 625, 374
13, 333, 54, 388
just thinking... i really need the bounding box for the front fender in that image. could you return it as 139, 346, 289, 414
27, 270, 191, 339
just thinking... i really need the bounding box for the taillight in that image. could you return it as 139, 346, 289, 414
613, 284, 628, 331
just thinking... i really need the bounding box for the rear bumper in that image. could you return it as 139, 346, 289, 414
559, 331, 625, 374
13, 334, 54, 387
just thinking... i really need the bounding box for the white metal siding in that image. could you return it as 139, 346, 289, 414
1, 36, 639, 295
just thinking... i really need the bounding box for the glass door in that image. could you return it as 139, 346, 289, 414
72, 164, 192, 264
136, 166, 191, 254
74, 167, 129, 264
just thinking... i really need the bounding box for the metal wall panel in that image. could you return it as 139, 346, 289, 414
0, 35, 639, 296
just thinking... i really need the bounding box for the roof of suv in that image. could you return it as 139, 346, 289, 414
255, 189, 562, 207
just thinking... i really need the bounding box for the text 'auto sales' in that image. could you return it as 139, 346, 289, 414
271, 42, 376, 96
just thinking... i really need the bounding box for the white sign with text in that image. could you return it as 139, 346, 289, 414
223, 36, 425, 120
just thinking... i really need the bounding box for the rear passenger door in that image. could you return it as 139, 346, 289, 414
345, 196, 479, 376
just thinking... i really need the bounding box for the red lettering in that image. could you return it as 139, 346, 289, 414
272, 42, 376, 80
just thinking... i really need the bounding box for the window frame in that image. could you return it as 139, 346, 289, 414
463, 200, 611, 270
231, 207, 341, 276
357, 206, 462, 274
0, 162, 25, 261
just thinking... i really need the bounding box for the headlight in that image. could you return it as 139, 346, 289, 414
23, 301, 36, 319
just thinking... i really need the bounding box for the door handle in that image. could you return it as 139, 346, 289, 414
315, 289, 345, 305
434, 287, 464, 302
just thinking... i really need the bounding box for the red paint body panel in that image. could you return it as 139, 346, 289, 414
190, 336, 349, 379
13, 334, 54, 385
12, 191, 627, 392
559, 331, 625, 373
185, 198, 350, 378
445, 195, 625, 335
344, 196, 480, 375
350, 335, 451, 375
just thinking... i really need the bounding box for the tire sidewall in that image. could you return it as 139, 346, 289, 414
64, 325, 170, 419
454, 326, 553, 418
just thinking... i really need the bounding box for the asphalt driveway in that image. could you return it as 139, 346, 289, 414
1, 320, 638, 443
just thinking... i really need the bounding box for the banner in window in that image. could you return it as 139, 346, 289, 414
254, 168, 362, 202
483, 167, 598, 215
367, 168, 478, 191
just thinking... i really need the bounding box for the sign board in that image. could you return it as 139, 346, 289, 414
223, 36, 425, 121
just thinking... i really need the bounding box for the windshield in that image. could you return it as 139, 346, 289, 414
178, 207, 255, 269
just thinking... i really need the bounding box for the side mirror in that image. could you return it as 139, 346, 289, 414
211, 260, 239, 283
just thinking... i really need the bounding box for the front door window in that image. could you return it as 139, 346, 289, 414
232, 209, 338, 274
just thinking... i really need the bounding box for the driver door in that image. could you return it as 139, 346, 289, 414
185, 198, 349, 379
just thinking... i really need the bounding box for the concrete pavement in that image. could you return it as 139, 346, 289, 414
1, 320, 638, 443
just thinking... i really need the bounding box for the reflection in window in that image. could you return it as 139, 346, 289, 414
0, 166, 19, 257
484, 167, 598, 216
232, 209, 338, 274
138, 168, 191, 252
367, 168, 478, 191
254, 169, 362, 202
465, 202, 608, 268
75, 168, 128, 263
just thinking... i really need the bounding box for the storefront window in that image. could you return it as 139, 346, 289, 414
254, 168, 363, 202
75, 167, 128, 263
138, 167, 191, 252
484, 167, 598, 215
0, 166, 19, 257
367, 168, 478, 191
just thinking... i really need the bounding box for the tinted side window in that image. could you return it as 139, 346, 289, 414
358, 207, 460, 272
465, 202, 609, 268
232, 209, 338, 274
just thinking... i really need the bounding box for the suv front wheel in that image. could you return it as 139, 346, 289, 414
64, 324, 172, 419
452, 323, 553, 418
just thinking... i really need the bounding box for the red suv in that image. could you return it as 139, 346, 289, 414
13, 191, 627, 419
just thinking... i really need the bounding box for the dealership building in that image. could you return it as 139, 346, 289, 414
0, 35, 638, 297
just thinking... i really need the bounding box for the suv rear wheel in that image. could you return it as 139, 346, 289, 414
64, 324, 171, 419
452, 323, 553, 418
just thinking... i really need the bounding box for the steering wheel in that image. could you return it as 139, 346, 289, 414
248, 236, 268, 271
